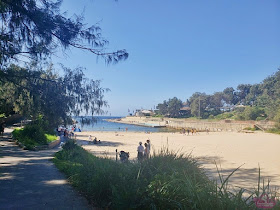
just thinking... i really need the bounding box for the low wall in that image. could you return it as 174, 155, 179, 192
120, 117, 275, 132
48, 136, 61, 149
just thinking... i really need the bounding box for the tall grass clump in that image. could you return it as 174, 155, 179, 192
52, 141, 280, 209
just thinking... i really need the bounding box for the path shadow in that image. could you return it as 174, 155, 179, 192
0, 154, 90, 209
0, 130, 90, 209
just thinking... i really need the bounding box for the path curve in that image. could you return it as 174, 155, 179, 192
0, 128, 92, 210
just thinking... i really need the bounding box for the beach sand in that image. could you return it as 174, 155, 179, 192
75, 131, 280, 191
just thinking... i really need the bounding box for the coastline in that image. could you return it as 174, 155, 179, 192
107, 116, 275, 132
74, 130, 280, 191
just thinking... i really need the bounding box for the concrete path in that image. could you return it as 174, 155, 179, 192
0, 128, 92, 210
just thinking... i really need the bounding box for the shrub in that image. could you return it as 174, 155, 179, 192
45, 134, 57, 143
244, 107, 266, 121
12, 124, 56, 149
214, 112, 234, 120
52, 143, 276, 209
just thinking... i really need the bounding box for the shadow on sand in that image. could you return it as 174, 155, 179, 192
196, 155, 280, 192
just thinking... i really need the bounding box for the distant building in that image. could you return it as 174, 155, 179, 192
135, 109, 154, 117
179, 106, 191, 117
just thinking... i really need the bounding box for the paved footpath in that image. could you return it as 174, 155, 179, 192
0, 128, 92, 210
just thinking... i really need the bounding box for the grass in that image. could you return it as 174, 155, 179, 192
53, 140, 280, 209
266, 128, 280, 135
12, 125, 57, 150
45, 134, 57, 143
243, 127, 260, 131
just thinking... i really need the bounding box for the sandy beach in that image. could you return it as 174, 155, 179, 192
75, 131, 280, 191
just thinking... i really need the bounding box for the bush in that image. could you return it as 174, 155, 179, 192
45, 134, 57, 143
214, 112, 234, 120
244, 107, 266, 121
267, 127, 280, 135
53, 143, 273, 209
12, 124, 57, 149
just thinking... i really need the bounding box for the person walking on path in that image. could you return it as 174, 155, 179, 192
137, 142, 144, 161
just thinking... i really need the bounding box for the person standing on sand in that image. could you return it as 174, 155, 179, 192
144, 143, 149, 159
182, 128, 186, 135
187, 129, 190, 135
146, 139, 151, 158
137, 142, 144, 161
191, 128, 194, 135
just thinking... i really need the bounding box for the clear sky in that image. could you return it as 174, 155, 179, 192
54, 0, 280, 116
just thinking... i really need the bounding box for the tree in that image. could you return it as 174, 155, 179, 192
189, 92, 209, 118
236, 84, 252, 104
0, 0, 127, 127
243, 106, 265, 121
222, 87, 236, 105
209, 92, 223, 109
156, 97, 183, 118
166, 97, 183, 118
0, 0, 128, 65
0, 64, 109, 127
156, 100, 168, 116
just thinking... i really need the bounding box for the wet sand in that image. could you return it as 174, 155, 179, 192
75, 131, 280, 191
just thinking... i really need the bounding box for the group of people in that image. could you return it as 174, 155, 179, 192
137, 139, 151, 161
57, 125, 81, 138
89, 135, 101, 144
182, 128, 198, 135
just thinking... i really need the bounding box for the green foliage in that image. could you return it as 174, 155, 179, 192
0, 64, 109, 128
214, 112, 234, 120
157, 69, 280, 121
156, 97, 183, 118
243, 106, 266, 121
0, 0, 128, 130
243, 127, 259, 131
45, 134, 57, 143
53, 143, 271, 209
274, 109, 280, 123
0, 0, 128, 65
266, 128, 280, 135
12, 121, 56, 149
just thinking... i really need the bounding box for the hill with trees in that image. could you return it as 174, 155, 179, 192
156, 69, 280, 125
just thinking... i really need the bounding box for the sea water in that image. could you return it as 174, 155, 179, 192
74, 116, 167, 132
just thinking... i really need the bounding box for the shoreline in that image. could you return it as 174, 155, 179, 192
74, 130, 280, 191
107, 116, 276, 132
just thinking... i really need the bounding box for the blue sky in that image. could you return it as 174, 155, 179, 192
55, 0, 280, 116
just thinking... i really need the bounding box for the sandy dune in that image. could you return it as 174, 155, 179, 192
75, 131, 280, 192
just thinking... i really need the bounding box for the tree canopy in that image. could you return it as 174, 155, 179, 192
156, 97, 183, 118
0, 0, 127, 127
0, 64, 109, 127
0, 0, 128, 65
156, 69, 280, 121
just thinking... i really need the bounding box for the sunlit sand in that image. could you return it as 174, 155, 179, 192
75, 131, 280, 191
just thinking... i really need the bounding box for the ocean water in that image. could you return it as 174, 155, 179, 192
74, 116, 167, 132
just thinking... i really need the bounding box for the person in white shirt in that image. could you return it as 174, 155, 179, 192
146, 139, 151, 158
137, 142, 144, 161
144, 143, 150, 159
